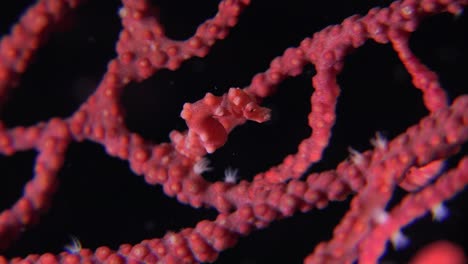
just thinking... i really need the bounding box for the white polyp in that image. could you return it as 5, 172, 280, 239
118, 7, 128, 18
370, 131, 388, 150
431, 203, 449, 222
224, 167, 239, 183
193, 158, 213, 174
373, 209, 389, 224
391, 230, 410, 250
348, 147, 364, 166
168, 233, 178, 245
64, 235, 82, 254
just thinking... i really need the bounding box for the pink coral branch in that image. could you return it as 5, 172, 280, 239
0, 0, 466, 263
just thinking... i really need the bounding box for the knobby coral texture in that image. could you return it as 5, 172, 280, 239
0, 0, 467, 263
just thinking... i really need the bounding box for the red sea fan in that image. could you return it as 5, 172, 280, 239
0, 0, 467, 263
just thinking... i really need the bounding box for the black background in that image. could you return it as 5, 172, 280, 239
0, 0, 467, 263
